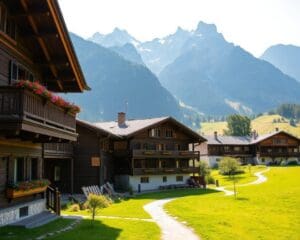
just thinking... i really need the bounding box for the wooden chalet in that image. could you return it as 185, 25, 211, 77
198, 129, 300, 166
0, 0, 88, 226
94, 113, 206, 192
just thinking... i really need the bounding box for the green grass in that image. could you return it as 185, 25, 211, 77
210, 165, 266, 187
165, 166, 300, 240
201, 114, 300, 137
63, 188, 212, 219
0, 218, 74, 240
48, 218, 160, 240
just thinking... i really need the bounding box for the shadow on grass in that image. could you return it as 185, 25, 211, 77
53, 219, 122, 240
236, 197, 249, 201
131, 188, 219, 201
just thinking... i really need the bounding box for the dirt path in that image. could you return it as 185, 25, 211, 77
144, 198, 200, 240
215, 168, 270, 196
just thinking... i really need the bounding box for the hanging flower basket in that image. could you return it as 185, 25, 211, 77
14, 80, 80, 114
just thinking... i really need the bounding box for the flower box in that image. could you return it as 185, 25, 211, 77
144, 151, 155, 155
6, 186, 48, 199
162, 151, 172, 155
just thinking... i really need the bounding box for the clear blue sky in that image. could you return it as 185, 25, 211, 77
58, 0, 300, 56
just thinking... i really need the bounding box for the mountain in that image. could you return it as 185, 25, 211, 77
66, 33, 182, 122
159, 22, 300, 116
137, 27, 192, 74
109, 43, 145, 65
261, 44, 300, 82
88, 28, 140, 48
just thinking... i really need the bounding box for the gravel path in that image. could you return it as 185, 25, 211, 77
144, 198, 200, 240
216, 168, 270, 196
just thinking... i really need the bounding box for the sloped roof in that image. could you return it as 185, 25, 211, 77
94, 116, 206, 141
204, 135, 252, 145
205, 130, 300, 145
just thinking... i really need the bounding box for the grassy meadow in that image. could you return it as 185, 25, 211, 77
200, 114, 300, 137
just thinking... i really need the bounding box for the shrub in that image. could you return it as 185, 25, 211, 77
287, 160, 299, 166
220, 169, 245, 175
86, 194, 111, 222
280, 160, 287, 166
206, 175, 215, 184
70, 204, 80, 212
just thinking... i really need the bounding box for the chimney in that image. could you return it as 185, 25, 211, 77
252, 130, 257, 140
275, 127, 279, 132
117, 112, 126, 126
214, 131, 218, 139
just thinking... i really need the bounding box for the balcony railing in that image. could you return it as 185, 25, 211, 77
132, 150, 199, 158
132, 167, 199, 175
44, 143, 73, 158
0, 87, 77, 141
258, 151, 300, 157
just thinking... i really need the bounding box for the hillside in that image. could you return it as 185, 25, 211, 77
261, 44, 300, 82
64, 33, 182, 122
200, 115, 300, 137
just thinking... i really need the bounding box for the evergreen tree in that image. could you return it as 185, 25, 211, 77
225, 114, 251, 136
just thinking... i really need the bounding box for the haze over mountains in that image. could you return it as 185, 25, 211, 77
66, 33, 182, 122
261, 44, 300, 82
87, 21, 300, 118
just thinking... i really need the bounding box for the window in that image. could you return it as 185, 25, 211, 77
224, 146, 230, 152
10, 61, 34, 83
176, 176, 183, 182
133, 142, 141, 150
140, 177, 149, 183
273, 138, 287, 145
156, 144, 164, 151
234, 146, 241, 152
30, 158, 38, 180
0, 4, 17, 40
149, 128, 160, 138
134, 159, 143, 168
145, 159, 157, 168
161, 159, 176, 168
163, 176, 167, 182
54, 166, 61, 181
179, 159, 189, 168
19, 206, 28, 218
165, 129, 173, 138
14, 158, 24, 182
244, 146, 249, 151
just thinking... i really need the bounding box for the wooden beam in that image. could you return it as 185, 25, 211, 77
20, 0, 63, 91
10, 10, 50, 19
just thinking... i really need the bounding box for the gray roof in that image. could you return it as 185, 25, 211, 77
205, 130, 300, 145
93, 116, 206, 141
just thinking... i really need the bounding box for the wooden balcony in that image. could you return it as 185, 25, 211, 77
258, 151, 300, 157
132, 167, 199, 175
0, 87, 77, 141
132, 150, 200, 159
44, 143, 73, 158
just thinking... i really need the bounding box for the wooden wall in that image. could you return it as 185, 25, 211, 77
0, 45, 10, 86
259, 133, 299, 146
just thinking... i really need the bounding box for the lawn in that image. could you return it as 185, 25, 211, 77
165, 166, 300, 240
200, 114, 300, 137
2, 167, 299, 240
210, 165, 267, 187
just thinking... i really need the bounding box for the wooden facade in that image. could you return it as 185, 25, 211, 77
200, 131, 300, 165
0, 0, 87, 225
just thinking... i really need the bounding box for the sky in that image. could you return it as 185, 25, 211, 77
58, 0, 300, 57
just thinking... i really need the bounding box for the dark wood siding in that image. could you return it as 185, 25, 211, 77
0, 45, 11, 86
73, 125, 101, 193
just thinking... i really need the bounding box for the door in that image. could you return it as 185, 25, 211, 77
44, 159, 71, 193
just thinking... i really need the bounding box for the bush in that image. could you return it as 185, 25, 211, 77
86, 194, 111, 221
206, 175, 215, 184
280, 160, 287, 166
287, 160, 299, 166
220, 169, 245, 176
70, 203, 80, 212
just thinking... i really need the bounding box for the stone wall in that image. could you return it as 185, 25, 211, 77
0, 199, 46, 226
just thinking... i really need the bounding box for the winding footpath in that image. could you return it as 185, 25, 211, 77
144, 168, 270, 240
144, 198, 200, 240
215, 168, 270, 196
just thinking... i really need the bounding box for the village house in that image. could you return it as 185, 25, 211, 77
0, 0, 88, 226
198, 129, 300, 166
93, 113, 206, 192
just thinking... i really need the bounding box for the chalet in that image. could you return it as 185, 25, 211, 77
0, 0, 88, 226
198, 129, 300, 166
93, 113, 206, 192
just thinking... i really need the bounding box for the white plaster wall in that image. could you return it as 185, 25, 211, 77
0, 199, 46, 226
129, 174, 191, 192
